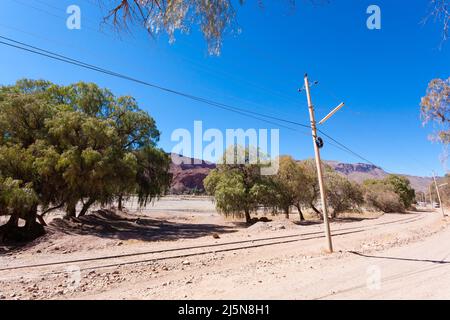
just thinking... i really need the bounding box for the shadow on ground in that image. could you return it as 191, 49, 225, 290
349, 251, 450, 264
47, 209, 238, 242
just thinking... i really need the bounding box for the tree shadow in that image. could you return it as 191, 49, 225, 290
413, 208, 437, 213
45, 209, 238, 242
331, 216, 381, 223
294, 216, 378, 225
349, 251, 450, 264
293, 220, 323, 226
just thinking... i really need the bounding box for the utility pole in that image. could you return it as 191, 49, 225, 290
429, 184, 433, 209
302, 74, 333, 253
432, 171, 445, 217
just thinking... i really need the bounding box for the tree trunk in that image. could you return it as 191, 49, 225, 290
284, 206, 290, 219
6, 212, 19, 227
1, 206, 45, 243
1, 212, 18, 238
0, 212, 19, 243
244, 209, 251, 224
64, 200, 77, 219
36, 214, 47, 226
78, 198, 95, 217
296, 204, 305, 221
310, 203, 323, 219
118, 195, 123, 211
24, 205, 45, 240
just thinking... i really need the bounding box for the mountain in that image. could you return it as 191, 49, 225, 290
324, 161, 388, 181
324, 161, 432, 193
168, 155, 433, 194
168, 154, 216, 194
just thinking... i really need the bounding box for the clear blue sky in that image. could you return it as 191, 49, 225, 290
0, 0, 448, 177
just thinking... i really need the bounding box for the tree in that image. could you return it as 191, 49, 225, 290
295, 159, 365, 219
204, 166, 254, 223
326, 172, 364, 217
0, 178, 41, 241
204, 146, 274, 223
105, 0, 239, 56
384, 175, 416, 209
292, 161, 317, 221
363, 180, 405, 213
135, 146, 172, 207
421, 77, 450, 143
363, 175, 415, 211
269, 156, 310, 220
424, 0, 450, 42
299, 159, 349, 219
0, 79, 171, 242
102, 1, 448, 56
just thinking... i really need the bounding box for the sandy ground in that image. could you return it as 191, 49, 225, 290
0, 196, 448, 300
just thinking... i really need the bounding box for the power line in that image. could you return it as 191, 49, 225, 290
5, 1, 414, 174
15, 0, 306, 117
0, 35, 387, 170
0, 22, 301, 122
317, 129, 384, 170
0, 35, 306, 132
0, 23, 105, 62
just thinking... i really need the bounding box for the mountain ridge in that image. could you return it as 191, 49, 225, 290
168, 154, 433, 194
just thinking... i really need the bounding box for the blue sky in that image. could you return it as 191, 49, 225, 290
0, 0, 448, 177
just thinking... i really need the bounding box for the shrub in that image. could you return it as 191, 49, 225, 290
364, 182, 405, 213
383, 175, 415, 208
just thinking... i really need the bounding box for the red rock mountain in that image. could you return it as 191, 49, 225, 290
169, 154, 216, 194
168, 155, 433, 194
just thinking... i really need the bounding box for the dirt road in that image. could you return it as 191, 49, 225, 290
84, 211, 449, 300
0, 198, 448, 300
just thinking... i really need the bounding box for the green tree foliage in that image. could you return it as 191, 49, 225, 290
204, 146, 274, 223
269, 156, 310, 220
135, 146, 172, 206
326, 172, 364, 217
297, 159, 322, 217
0, 177, 40, 241
0, 79, 171, 242
206, 154, 366, 223
296, 160, 365, 218
384, 175, 416, 208
363, 175, 415, 212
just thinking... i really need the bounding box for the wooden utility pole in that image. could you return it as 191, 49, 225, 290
303, 74, 333, 253
429, 184, 433, 209
432, 171, 445, 217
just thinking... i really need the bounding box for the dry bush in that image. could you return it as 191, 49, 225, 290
364, 183, 405, 213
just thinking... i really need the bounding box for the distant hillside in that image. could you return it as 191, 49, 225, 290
168, 155, 434, 194
169, 154, 216, 194
324, 161, 387, 181
324, 161, 432, 193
